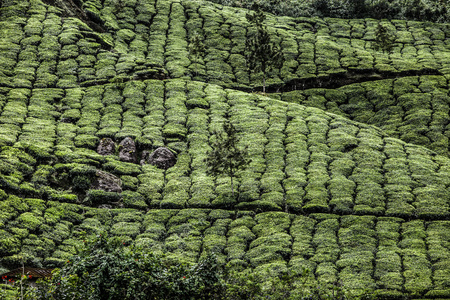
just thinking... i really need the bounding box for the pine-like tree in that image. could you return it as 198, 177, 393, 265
189, 32, 206, 77
206, 121, 250, 198
245, 8, 283, 93
374, 23, 395, 54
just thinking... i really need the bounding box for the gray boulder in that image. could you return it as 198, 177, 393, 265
119, 137, 136, 163
148, 147, 176, 169
97, 138, 115, 155
91, 170, 122, 193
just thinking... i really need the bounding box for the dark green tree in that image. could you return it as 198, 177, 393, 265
189, 32, 206, 77
402, 0, 448, 22
2, 235, 370, 299
206, 121, 250, 198
245, 8, 283, 93
32, 234, 224, 300
373, 23, 395, 54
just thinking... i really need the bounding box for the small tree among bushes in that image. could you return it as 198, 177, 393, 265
205, 121, 250, 198
245, 7, 283, 93
373, 23, 395, 54
189, 32, 206, 76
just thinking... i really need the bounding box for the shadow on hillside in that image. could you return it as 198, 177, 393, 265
252, 68, 442, 93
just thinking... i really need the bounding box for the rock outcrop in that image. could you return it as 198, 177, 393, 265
119, 137, 136, 163
97, 138, 115, 155
90, 170, 122, 193
148, 147, 176, 169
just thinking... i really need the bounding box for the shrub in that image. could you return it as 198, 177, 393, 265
110, 221, 142, 237
121, 175, 139, 190
0, 231, 21, 257
122, 191, 148, 209
86, 190, 122, 205
32, 234, 224, 300
104, 157, 141, 176
17, 212, 43, 232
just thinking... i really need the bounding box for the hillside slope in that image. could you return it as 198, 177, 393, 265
2, 0, 450, 90
273, 75, 450, 157
1, 0, 450, 298
1, 79, 450, 218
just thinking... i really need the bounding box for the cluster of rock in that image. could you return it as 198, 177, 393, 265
90, 137, 177, 200
118, 137, 136, 163
97, 137, 176, 169
90, 170, 123, 193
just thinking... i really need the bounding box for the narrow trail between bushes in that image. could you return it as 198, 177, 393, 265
243, 68, 443, 93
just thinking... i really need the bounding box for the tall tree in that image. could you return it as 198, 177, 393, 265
206, 121, 250, 198
374, 23, 395, 54
188, 31, 206, 77
245, 8, 283, 93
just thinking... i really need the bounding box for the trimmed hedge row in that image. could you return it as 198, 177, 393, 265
2, 203, 450, 297
0, 80, 450, 218
3, 0, 450, 92
277, 75, 450, 157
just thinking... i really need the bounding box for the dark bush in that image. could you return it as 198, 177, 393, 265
33, 234, 224, 300
210, 0, 449, 22
85, 189, 122, 205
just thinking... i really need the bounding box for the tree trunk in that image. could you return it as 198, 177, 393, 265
231, 175, 234, 198
230, 163, 235, 198
263, 73, 266, 94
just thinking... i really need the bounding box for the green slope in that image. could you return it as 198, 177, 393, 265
1, 79, 450, 217
3, 0, 450, 90
1, 78, 450, 297
273, 75, 450, 156
2, 205, 450, 298
1, 0, 450, 298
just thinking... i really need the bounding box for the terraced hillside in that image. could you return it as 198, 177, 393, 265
1, 0, 450, 298
273, 75, 450, 157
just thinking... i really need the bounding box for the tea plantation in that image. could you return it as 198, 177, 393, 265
1, 0, 450, 298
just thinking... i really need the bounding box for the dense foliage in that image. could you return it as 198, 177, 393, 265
31, 235, 223, 300
209, 0, 449, 22
1, 235, 378, 300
